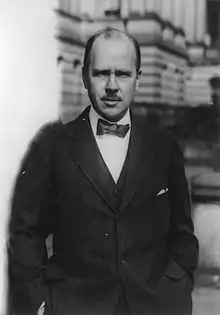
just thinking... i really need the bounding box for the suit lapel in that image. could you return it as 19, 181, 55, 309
63, 107, 157, 214
119, 115, 156, 212
63, 107, 117, 213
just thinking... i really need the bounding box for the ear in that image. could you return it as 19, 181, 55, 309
135, 69, 142, 91
82, 67, 88, 90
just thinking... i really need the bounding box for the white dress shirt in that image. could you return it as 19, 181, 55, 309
89, 106, 131, 183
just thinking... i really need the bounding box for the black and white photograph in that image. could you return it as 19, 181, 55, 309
1, 1, 220, 314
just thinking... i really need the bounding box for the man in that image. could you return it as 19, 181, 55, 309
8, 28, 199, 315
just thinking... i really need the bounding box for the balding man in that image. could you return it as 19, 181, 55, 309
8, 28, 199, 315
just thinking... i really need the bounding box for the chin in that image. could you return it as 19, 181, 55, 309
104, 112, 125, 122
94, 104, 128, 122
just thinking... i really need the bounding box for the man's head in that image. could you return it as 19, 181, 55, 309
82, 28, 142, 122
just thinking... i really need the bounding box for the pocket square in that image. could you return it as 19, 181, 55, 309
157, 188, 168, 196
37, 301, 45, 315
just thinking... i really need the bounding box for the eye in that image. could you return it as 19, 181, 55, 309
96, 72, 105, 77
116, 71, 131, 78
92, 70, 109, 77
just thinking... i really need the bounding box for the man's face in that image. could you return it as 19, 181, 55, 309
83, 35, 141, 122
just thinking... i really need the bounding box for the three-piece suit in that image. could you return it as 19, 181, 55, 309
8, 106, 199, 315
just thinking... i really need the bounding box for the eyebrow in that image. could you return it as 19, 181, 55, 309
92, 69, 132, 76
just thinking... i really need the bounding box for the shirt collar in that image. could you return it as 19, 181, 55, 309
89, 106, 131, 136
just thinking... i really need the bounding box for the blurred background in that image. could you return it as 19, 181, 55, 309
55, 1, 220, 313
56, 0, 220, 303
1, 0, 220, 314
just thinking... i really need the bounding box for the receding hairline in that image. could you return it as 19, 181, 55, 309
83, 28, 141, 72
97, 28, 133, 41
92, 31, 136, 57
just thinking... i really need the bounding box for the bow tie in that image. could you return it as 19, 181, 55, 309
96, 118, 130, 138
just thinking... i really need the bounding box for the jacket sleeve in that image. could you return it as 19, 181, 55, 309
7, 127, 55, 315
167, 136, 199, 279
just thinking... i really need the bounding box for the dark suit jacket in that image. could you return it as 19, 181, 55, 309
8, 106, 199, 315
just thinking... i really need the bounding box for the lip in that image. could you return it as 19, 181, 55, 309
103, 100, 120, 106
102, 97, 121, 101
102, 97, 121, 106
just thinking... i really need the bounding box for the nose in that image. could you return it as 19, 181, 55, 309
105, 74, 119, 94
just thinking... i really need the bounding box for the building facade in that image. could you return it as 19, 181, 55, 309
56, 0, 218, 123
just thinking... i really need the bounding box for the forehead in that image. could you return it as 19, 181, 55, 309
90, 35, 136, 70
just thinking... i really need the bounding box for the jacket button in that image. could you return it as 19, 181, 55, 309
114, 188, 120, 195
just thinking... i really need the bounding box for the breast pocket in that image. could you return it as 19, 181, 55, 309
155, 189, 170, 209
156, 188, 169, 197
152, 187, 170, 223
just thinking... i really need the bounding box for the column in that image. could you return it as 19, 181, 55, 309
161, 0, 175, 42
145, 0, 156, 12
0, 1, 59, 312
120, 0, 130, 19
59, 0, 70, 12
95, 0, 107, 18
80, 0, 96, 17
154, 0, 162, 15
69, 0, 80, 15
130, 0, 145, 15
103, 0, 119, 11
195, 0, 207, 42
173, 0, 185, 29
183, 0, 197, 42
161, 0, 173, 21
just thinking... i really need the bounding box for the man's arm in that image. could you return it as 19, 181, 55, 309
167, 136, 199, 279
7, 128, 54, 314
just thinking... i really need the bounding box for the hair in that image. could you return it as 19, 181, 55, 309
82, 27, 141, 75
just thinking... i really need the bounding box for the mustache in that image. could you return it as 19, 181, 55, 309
101, 95, 122, 101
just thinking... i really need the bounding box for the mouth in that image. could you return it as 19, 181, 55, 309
102, 97, 121, 106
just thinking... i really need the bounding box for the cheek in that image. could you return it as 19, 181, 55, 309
121, 82, 137, 97
90, 81, 105, 96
